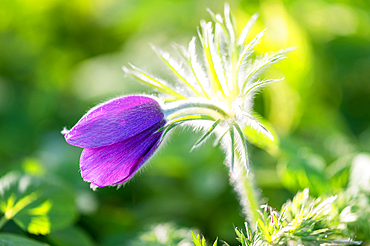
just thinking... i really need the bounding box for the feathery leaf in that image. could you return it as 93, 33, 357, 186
123, 64, 186, 99
191, 119, 222, 151
241, 113, 274, 141
233, 122, 250, 170
198, 22, 227, 98
150, 44, 202, 97
241, 48, 291, 92
237, 13, 259, 46
244, 78, 283, 97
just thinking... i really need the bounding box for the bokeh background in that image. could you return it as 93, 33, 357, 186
1, 0, 370, 245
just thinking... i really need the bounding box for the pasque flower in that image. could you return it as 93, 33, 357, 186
63, 95, 166, 187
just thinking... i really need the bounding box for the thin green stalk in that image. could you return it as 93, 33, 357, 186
0, 216, 8, 230
163, 99, 230, 119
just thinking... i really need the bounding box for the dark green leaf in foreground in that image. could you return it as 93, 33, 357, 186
47, 226, 95, 246
0, 233, 48, 246
0, 172, 76, 235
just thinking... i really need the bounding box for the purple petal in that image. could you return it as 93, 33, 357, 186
79, 120, 165, 187
64, 95, 164, 148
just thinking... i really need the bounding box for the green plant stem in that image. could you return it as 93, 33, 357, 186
163, 99, 230, 119
229, 152, 260, 230
0, 216, 9, 230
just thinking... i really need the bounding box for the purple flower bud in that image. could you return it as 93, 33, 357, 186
63, 95, 166, 187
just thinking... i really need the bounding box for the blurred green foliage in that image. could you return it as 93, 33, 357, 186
0, 0, 370, 245
0, 233, 48, 246
0, 171, 76, 235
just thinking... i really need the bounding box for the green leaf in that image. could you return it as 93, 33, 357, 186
198, 21, 226, 98
241, 112, 274, 141
277, 141, 330, 196
0, 233, 48, 246
201, 236, 206, 246
243, 116, 279, 156
223, 3, 236, 49
212, 239, 217, 246
207, 10, 231, 80
237, 13, 259, 46
233, 123, 250, 170
235, 29, 265, 84
326, 155, 353, 191
150, 45, 202, 97
173, 38, 211, 99
207, 9, 229, 43
47, 226, 95, 246
241, 48, 292, 92
192, 232, 201, 246
187, 38, 211, 98
277, 156, 329, 196
243, 78, 283, 97
123, 64, 186, 99
0, 172, 76, 235
191, 119, 221, 150
160, 122, 182, 138
213, 129, 229, 147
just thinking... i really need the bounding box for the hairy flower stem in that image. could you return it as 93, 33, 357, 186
0, 216, 8, 230
229, 151, 260, 230
164, 99, 261, 228
163, 99, 229, 119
